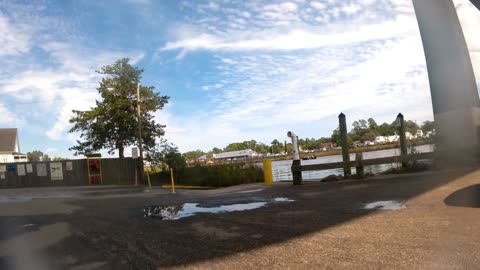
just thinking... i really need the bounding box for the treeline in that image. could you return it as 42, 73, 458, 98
26, 150, 69, 162
182, 118, 435, 160
333, 118, 434, 145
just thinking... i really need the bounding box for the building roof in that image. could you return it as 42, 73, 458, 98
0, 128, 19, 153
214, 149, 257, 159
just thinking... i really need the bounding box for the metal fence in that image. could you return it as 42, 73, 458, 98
0, 158, 138, 188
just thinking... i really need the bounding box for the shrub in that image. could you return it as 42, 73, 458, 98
149, 164, 264, 187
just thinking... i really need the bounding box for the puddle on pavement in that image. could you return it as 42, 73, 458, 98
363, 200, 405, 210
274, 197, 295, 202
144, 197, 295, 220
235, 189, 264, 194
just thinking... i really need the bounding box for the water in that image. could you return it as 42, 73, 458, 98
363, 200, 406, 210
266, 145, 434, 181
144, 197, 294, 220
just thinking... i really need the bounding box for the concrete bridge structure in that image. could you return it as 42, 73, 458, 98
412, 0, 480, 166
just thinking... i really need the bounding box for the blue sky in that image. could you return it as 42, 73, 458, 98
1, 0, 479, 158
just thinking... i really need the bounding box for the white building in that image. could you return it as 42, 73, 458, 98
415, 129, 424, 138
0, 128, 28, 163
374, 136, 387, 144
405, 132, 414, 140
214, 149, 258, 161
387, 135, 400, 143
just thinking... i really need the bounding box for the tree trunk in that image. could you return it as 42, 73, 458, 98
118, 144, 125, 158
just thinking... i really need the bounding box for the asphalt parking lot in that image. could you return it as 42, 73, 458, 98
0, 167, 479, 270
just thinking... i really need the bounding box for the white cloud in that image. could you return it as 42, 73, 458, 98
310, 2, 326, 10
44, 147, 58, 154
264, 2, 298, 12
0, 13, 31, 56
0, 104, 23, 126
341, 3, 362, 15
161, 15, 418, 52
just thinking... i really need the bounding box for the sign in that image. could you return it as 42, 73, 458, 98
7, 164, 15, 172
37, 164, 47, 177
50, 162, 63, 180
132, 147, 138, 159
0, 173, 4, 180
26, 164, 33, 173
17, 164, 26, 176
66, 161, 73, 171
0, 165, 5, 173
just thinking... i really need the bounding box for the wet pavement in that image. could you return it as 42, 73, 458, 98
0, 168, 480, 269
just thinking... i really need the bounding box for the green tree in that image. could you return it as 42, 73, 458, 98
331, 127, 341, 146
146, 142, 186, 171
211, 147, 222, 154
404, 120, 420, 134
26, 151, 51, 162
182, 150, 206, 161
421, 120, 435, 133
69, 58, 169, 158
367, 118, 378, 130
377, 123, 395, 136
27, 150, 44, 162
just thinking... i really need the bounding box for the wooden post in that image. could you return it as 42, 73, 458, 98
170, 168, 176, 194
355, 152, 365, 179
397, 113, 408, 168
339, 113, 351, 176
291, 160, 302, 185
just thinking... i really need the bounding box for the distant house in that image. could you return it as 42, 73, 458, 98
387, 135, 399, 143
405, 132, 414, 140
415, 129, 424, 138
196, 154, 210, 163
214, 149, 258, 161
0, 128, 28, 163
374, 136, 387, 144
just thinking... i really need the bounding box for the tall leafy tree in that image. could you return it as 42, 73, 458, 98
69, 58, 169, 158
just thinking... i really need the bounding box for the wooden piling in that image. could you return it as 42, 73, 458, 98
355, 152, 365, 179
397, 113, 408, 168
339, 113, 351, 176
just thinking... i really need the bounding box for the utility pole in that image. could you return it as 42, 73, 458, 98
137, 83, 144, 183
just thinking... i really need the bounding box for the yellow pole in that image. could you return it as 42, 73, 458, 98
263, 159, 273, 186
170, 168, 176, 194
147, 171, 152, 190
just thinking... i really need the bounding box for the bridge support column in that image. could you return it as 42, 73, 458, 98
413, 0, 480, 166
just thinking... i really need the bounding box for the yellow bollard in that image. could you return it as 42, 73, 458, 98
263, 159, 273, 186
146, 171, 152, 190
170, 168, 176, 194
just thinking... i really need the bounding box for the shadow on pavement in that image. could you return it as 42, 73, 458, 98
444, 183, 480, 208
0, 167, 477, 269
